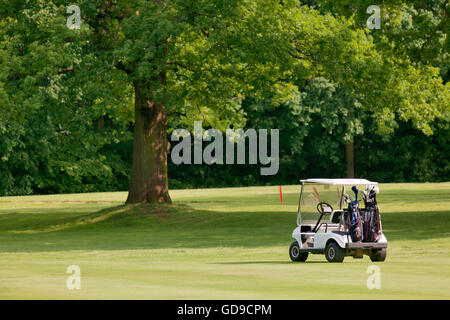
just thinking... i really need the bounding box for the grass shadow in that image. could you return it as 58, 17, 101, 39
0, 201, 448, 253
212, 261, 329, 265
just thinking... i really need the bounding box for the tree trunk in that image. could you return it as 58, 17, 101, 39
97, 116, 105, 129
345, 141, 355, 178
126, 78, 172, 204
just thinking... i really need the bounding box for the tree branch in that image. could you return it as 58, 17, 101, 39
58, 67, 74, 74
115, 61, 132, 75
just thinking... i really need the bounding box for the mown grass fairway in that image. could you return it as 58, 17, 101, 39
0, 183, 449, 299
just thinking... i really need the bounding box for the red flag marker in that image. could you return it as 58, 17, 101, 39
279, 186, 283, 203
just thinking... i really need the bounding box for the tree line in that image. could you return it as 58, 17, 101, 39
0, 0, 448, 198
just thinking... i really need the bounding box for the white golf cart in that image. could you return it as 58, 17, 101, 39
289, 179, 388, 263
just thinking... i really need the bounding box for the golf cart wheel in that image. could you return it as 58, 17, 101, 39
289, 241, 308, 262
370, 248, 387, 262
325, 241, 345, 263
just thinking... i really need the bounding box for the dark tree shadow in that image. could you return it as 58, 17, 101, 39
212, 261, 330, 265
0, 201, 448, 253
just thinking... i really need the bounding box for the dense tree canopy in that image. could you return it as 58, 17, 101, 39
0, 0, 448, 198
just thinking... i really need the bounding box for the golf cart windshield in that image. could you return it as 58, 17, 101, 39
297, 179, 378, 225
299, 184, 342, 224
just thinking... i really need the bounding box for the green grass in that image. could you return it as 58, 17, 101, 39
0, 183, 449, 299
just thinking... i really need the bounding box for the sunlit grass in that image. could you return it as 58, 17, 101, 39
0, 182, 449, 299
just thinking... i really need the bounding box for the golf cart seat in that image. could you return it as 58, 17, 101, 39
300, 225, 313, 233
331, 210, 343, 223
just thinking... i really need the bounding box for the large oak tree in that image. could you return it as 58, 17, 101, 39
1, 0, 448, 202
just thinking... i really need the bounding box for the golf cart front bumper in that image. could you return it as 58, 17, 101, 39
346, 242, 387, 249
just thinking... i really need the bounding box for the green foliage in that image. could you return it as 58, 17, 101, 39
169, 78, 449, 188
0, 0, 448, 195
0, 0, 133, 195
316, 0, 449, 79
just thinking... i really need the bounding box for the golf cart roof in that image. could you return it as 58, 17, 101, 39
300, 178, 378, 185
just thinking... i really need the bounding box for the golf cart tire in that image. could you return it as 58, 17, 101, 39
325, 241, 345, 263
289, 241, 308, 262
370, 248, 387, 262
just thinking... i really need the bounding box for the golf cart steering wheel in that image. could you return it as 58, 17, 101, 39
316, 202, 333, 215
312, 202, 334, 233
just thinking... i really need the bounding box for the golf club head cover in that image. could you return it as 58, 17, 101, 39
352, 186, 358, 201
368, 185, 379, 199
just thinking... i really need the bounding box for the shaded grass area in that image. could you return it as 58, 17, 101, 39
0, 183, 449, 299
0, 204, 295, 252
0, 184, 448, 252
0, 206, 449, 252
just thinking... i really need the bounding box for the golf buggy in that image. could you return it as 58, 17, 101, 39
289, 179, 387, 263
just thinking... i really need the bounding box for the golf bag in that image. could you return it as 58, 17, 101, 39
346, 200, 363, 243
362, 191, 382, 242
